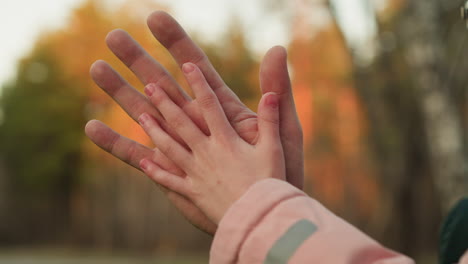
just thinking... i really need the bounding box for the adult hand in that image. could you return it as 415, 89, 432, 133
85, 11, 303, 235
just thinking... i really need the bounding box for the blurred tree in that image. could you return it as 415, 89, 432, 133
1, 48, 85, 192
400, 0, 467, 212
288, 0, 380, 233
203, 20, 259, 104
348, 0, 468, 259
0, 40, 85, 242
0, 43, 86, 244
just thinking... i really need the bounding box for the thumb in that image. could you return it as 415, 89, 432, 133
260, 46, 301, 138
257, 92, 280, 146
260, 46, 291, 96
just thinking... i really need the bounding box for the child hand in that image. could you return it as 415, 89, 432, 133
138, 63, 286, 224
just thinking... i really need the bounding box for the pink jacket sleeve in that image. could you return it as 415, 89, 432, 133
210, 179, 415, 264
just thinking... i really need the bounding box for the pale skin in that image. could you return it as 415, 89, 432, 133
139, 63, 286, 224
84, 11, 303, 233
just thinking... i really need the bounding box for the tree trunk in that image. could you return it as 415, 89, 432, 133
401, 0, 467, 212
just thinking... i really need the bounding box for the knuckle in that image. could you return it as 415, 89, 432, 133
197, 94, 217, 110
161, 143, 176, 158
211, 136, 236, 154
270, 144, 284, 157
154, 75, 172, 93
151, 89, 166, 105
181, 177, 196, 198
148, 85, 167, 106
128, 96, 148, 118
267, 115, 280, 126
188, 186, 201, 200
260, 113, 279, 127
125, 141, 139, 165
107, 133, 120, 156
169, 113, 186, 130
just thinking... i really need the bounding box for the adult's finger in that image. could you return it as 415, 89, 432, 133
259, 46, 304, 189
105, 29, 191, 108
85, 119, 153, 169
90, 60, 162, 122
90, 61, 184, 142
260, 46, 297, 116
259, 46, 301, 142
147, 11, 226, 92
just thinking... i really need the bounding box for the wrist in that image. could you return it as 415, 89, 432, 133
201, 183, 253, 224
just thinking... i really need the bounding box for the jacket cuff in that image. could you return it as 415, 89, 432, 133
210, 179, 305, 263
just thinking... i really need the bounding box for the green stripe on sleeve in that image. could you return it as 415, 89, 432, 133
264, 219, 318, 264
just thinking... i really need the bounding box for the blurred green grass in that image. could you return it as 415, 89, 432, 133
0, 248, 208, 264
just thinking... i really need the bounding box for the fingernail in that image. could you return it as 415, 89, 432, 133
266, 93, 278, 108
140, 159, 149, 170
182, 63, 195, 73
145, 84, 156, 96
138, 113, 149, 125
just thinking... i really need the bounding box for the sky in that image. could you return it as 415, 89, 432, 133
0, 0, 377, 89
0, 0, 84, 88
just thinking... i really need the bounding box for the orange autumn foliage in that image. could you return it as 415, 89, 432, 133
37, 0, 178, 166
289, 11, 379, 219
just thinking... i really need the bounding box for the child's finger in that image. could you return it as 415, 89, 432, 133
257, 92, 281, 145
138, 113, 192, 170
145, 83, 205, 150
140, 158, 189, 196
182, 63, 235, 138
152, 148, 185, 177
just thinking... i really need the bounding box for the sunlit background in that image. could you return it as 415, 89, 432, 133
0, 0, 467, 263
